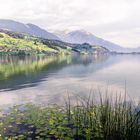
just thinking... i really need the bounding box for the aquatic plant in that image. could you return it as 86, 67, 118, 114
0, 94, 139, 140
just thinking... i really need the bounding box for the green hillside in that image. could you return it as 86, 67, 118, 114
0, 29, 71, 55
0, 29, 109, 55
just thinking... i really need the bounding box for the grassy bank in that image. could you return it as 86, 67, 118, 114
0, 95, 139, 140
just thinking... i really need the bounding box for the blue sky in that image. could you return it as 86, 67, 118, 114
0, 0, 140, 48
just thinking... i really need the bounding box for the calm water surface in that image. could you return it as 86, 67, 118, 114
0, 54, 140, 107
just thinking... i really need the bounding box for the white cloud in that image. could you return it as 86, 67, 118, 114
0, 0, 140, 47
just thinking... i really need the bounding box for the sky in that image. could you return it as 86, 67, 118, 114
0, 0, 140, 48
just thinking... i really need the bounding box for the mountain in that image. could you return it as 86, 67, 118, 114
56, 30, 125, 52
0, 19, 60, 40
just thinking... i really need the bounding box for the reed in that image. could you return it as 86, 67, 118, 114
0, 93, 139, 140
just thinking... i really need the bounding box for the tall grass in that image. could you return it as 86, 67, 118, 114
0, 93, 139, 140
64, 93, 140, 140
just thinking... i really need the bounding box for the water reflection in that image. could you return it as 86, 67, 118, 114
0, 55, 109, 91
0, 55, 72, 91
0, 54, 139, 107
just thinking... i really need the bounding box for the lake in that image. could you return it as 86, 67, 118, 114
0, 54, 140, 107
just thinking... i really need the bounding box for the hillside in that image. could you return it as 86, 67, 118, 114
0, 29, 71, 55
0, 19, 59, 40
0, 29, 109, 55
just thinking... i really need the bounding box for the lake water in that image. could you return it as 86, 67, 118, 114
0, 54, 140, 107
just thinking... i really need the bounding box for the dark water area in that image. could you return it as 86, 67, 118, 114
0, 54, 140, 107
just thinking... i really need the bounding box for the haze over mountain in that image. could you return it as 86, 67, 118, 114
56, 30, 125, 52
0, 19, 59, 40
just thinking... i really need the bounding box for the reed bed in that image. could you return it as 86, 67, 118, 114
0, 94, 139, 140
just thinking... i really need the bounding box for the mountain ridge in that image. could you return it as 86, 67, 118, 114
0, 19, 140, 52
0, 19, 60, 40
56, 30, 124, 52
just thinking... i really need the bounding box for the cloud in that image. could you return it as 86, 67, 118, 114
0, 0, 140, 47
